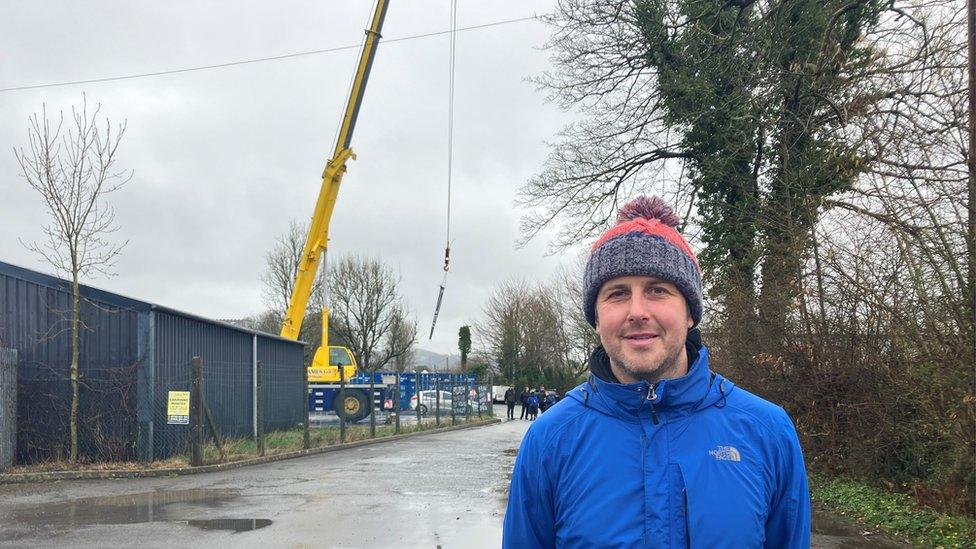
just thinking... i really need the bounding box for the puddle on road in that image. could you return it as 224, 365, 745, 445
187, 518, 272, 532
9, 488, 272, 533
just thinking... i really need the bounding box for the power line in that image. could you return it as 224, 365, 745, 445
0, 14, 544, 93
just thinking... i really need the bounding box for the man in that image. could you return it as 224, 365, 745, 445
537, 385, 549, 413
504, 386, 517, 420
503, 196, 810, 548
543, 390, 558, 411
518, 386, 530, 420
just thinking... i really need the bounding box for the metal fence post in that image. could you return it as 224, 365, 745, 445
394, 372, 401, 435
369, 370, 376, 439
488, 372, 493, 417
415, 368, 422, 430
339, 364, 347, 443
0, 348, 17, 472
303, 372, 310, 450
190, 356, 203, 466
256, 360, 265, 457
435, 377, 441, 426
451, 377, 456, 426
466, 378, 472, 422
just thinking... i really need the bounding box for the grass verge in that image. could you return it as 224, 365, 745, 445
199, 419, 477, 464
2, 416, 491, 474
811, 474, 975, 548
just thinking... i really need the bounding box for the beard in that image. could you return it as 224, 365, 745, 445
606, 335, 687, 384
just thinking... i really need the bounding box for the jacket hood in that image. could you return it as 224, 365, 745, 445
569, 338, 734, 422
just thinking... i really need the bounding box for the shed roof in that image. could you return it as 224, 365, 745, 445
0, 260, 303, 345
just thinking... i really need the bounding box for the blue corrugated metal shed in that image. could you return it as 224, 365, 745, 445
0, 260, 306, 463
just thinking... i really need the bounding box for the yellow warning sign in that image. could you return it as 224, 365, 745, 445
167, 391, 190, 425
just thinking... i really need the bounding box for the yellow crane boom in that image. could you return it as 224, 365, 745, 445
281, 0, 390, 381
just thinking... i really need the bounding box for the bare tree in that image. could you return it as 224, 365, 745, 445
477, 278, 530, 383
328, 254, 415, 372
385, 306, 418, 373
261, 220, 327, 320
14, 97, 131, 462
234, 310, 282, 335
259, 220, 330, 365
476, 271, 594, 391
551, 261, 600, 378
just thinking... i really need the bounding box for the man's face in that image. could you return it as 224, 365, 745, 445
595, 275, 694, 384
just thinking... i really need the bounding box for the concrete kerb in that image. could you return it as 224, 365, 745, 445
0, 417, 502, 484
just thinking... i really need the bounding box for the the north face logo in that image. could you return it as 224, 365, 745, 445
709, 445, 741, 462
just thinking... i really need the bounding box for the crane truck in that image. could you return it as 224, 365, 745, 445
280, 0, 391, 423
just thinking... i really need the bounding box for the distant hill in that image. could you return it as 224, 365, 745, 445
411, 348, 461, 372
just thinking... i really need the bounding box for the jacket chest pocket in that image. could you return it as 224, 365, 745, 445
673, 460, 768, 548
667, 464, 690, 548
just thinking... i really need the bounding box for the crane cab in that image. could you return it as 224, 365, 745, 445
308, 345, 358, 383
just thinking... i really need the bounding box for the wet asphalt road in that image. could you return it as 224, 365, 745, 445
0, 410, 907, 548
0, 416, 521, 548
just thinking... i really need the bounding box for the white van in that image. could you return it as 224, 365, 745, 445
491, 385, 512, 404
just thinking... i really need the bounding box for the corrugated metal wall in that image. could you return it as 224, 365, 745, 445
257, 339, 305, 432
149, 310, 308, 459
0, 261, 307, 464
151, 310, 253, 457
0, 263, 145, 462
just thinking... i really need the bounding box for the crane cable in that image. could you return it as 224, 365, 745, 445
428, 0, 458, 340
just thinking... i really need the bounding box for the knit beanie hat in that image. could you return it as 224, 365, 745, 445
583, 195, 703, 328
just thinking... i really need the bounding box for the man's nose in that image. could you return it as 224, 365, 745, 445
626, 294, 651, 321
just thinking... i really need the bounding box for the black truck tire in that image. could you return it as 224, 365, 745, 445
335, 389, 370, 422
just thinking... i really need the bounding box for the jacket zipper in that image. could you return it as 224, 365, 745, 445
647, 384, 660, 425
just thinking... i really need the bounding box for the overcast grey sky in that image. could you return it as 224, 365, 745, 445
1, 1, 587, 355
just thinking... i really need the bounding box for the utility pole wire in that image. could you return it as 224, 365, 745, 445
0, 15, 544, 93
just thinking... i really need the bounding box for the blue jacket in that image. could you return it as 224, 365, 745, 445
503, 345, 810, 548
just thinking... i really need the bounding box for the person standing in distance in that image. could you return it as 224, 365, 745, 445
503, 196, 810, 548
518, 386, 530, 420
504, 386, 517, 420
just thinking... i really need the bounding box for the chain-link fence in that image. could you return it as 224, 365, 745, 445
307, 371, 497, 440
147, 362, 500, 466
14, 359, 140, 464
151, 352, 305, 463
0, 348, 17, 471
408, 373, 494, 429
11, 354, 496, 470
11, 352, 499, 469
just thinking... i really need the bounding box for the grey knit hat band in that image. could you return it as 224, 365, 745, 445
583, 232, 703, 328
